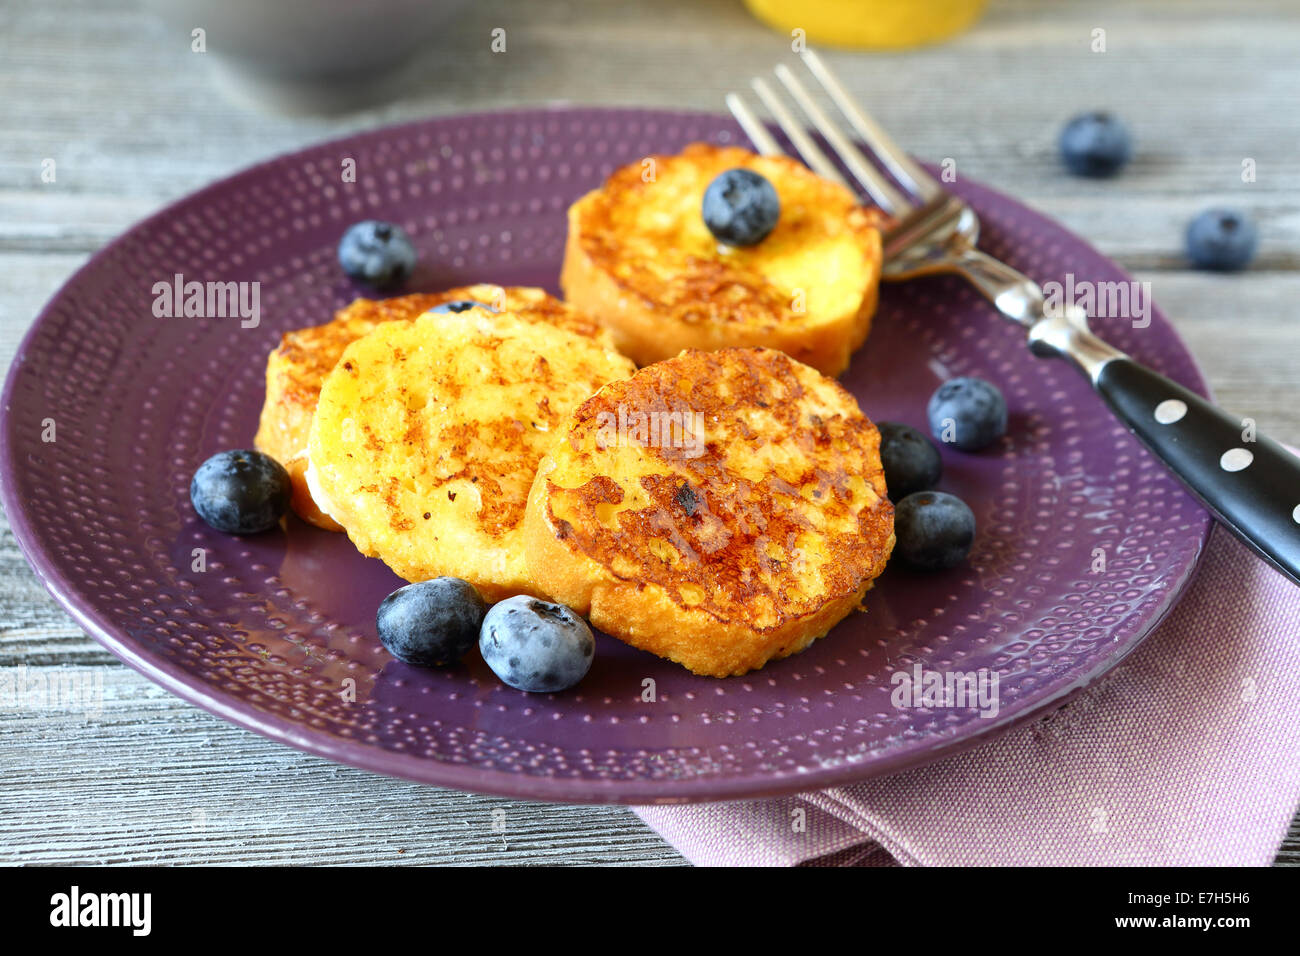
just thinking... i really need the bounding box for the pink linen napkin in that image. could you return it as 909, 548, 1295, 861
634, 523, 1300, 866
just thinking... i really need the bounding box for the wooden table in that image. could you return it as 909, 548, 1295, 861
2, 0, 1296, 865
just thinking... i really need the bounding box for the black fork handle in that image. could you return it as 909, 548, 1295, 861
1094, 357, 1300, 584
1028, 314, 1300, 587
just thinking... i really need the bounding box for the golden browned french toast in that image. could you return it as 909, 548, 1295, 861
560, 143, 885, 378
253, 285, 609, 530
522, 347, 895, 677
307, 308, 637, 602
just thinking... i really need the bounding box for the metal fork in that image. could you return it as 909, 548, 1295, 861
729, 50, 1300, 587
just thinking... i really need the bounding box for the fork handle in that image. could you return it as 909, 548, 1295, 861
1028, 311, 1300, 585
1089, 357, 1300, 585
912, 221, 1300, 582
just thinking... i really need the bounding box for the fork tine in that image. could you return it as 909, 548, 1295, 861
724, 93, 783, 157
749, 78, 853, 192
772, 64, 912, 214
799, 49, 942, 202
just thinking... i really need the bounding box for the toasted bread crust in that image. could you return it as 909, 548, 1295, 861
254, 285, 608, 530
561, 144, 884, 377
308, 309, 636, 602
523, 348, 894, 676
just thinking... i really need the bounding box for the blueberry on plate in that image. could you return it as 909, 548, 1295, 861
431, 299, 497, 314
702, 168, 781, 246
894, 491, 976, 571
927, 377, 1008, 452
337, 220, 417, 289
877, 421, 944, 502
190, 449, 291, 534
1186, 208, 1258, 272
1059, 112, 1132, 178
479, 596, 595, 693
376, 578, 486, 667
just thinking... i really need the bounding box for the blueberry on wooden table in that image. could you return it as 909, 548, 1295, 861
1186, 208, 1258, 272
1059, 112, 1132, 178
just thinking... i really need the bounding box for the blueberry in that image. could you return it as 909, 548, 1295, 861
190, 449, 291, 534
1059, 112, 1132, 178
338, 220, 416, 289
1186, 208, 1258, 272
877, 422, 943, 501
927, 377, 1008, 452
431, 299, 496, 314
479, 596, 594, 693
376, 578, 486, 667
702, 168, 780, 246
894, 491, 976, 571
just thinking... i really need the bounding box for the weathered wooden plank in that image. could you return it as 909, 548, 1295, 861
2, 0, 1298, 260
0, 667, 687, 865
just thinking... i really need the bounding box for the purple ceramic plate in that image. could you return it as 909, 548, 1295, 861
0, 108, 1212, 804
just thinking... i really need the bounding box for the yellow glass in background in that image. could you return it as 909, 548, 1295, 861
743, 0, 988, 50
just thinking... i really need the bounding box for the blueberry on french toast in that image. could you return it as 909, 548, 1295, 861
560, 143, 885, 377
253, 285, 613, 531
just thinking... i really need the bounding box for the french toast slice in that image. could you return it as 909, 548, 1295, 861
560, 143, 885, 378
522, 347, 895, 677
253, 285, 609, 530
307, 308, 637, 603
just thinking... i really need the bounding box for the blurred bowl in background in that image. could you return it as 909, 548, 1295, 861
140, 0, 468, 113
743, 0, 987, 50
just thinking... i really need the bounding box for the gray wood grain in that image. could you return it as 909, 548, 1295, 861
1, 0, 1297, 866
